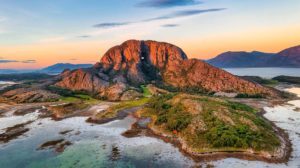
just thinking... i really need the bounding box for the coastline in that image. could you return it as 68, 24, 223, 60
122, 98, 294, 164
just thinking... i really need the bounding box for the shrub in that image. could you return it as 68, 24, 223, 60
148, 94, 192, 131
226, 101, 256, 112
205, 124, 259, 148
46, 85, 75, 97
166, 105, 192, 131
235, 93, 265, 98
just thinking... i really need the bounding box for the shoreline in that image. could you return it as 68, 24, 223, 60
122, 98, 293, 164
1, 84, 298, 165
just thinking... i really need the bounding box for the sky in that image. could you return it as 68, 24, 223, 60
0, 0, 300, 69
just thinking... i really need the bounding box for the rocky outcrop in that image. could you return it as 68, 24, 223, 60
162, 59, 270, 94
56, 40, 275, 100
120, 90, 143, 101
96, 40, 187, 84
2, 88, 60, 103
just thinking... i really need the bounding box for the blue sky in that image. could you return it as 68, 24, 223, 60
0, 0, 300, 69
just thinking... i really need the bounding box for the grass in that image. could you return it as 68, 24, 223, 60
92, 85, 154, 121
235, 93, 265, 99
140, 93, 281, 153
60, 96, 79, 102
141, 85, 151, 97
60, 94, 99, 105
95, 97, 150, 119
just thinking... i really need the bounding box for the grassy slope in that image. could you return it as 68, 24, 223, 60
95, 97, 149, 119
93, 85, 152, 120
140, 94, 280, 153
60, 94, 99, 105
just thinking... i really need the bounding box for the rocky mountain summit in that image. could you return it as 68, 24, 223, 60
56, 40, 273, 101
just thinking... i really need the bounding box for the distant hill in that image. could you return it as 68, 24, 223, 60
40, 63, 93, 74
207, 45, 300, 68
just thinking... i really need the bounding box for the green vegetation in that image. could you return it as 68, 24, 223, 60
225, 101, 257, 113
235, 93, 265, 99
92, 85, 154, 121
46, 86, 75, 97
60, 94, 99, 105
46, 86, 99, 104
241, 76, 279, 86
155, 83, 215, 96
95, 97, 150, 119
205, 124, 272, 149
146, 94, 192, 131
273, 75, 300, 84
141, 94, 281, 153
141, 85, 151, 97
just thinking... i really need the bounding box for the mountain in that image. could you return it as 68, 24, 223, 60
207, 45, 300, 68
55, 40, 274, 101
276, 45, 300, 66
40, 63, 93, 74
207, 51, 275, 68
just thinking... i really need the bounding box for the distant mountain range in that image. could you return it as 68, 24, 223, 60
207, 45, 300, 68
40, 63, 93, 74
0, 63, 93, 74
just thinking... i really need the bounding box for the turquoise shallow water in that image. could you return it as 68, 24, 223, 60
0, 116, 193, 168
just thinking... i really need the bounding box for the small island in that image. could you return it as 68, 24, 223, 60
135, 93, 289, 162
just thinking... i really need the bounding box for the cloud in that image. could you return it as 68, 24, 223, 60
143, 8, 226, 22
22, 60, 36, 63
161, 24, 179, 27
136, 0, 201, 8
93, 8, 226, 30
0, 59, 18, 63
0, 58, 36, 64
78, 35, 91, 38
93, 22, 131, 29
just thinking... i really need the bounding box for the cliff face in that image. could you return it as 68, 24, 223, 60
56, 40, 273, 100
95, 40, 188, 84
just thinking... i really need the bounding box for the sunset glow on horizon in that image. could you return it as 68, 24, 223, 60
1, 0, 300, 69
